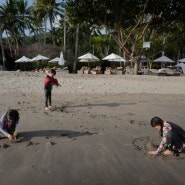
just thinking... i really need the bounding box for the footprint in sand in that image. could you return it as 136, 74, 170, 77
0, 143, 10, 149
129, 120, 147, 127
49, 106, 68, 113
25, 141, 39, 147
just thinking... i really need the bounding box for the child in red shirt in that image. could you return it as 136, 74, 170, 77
44, 69, 61, 110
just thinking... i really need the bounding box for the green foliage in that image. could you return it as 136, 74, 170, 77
1, 0, 185, 72
66, 0, 185, 61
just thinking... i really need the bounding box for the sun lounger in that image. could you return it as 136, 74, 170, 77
116, 70, 123, 75
125, 66, 134, 75
77, 70, 84, 74
78, 66, 91, 74
149, 68, 181, 76
84, 69, 90, 74
90, 66, 102, 74
104, 67, 111, 74
149, 69, 166, 76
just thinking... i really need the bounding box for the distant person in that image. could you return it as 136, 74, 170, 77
0, 109, 19, 141
148, 117, 185, 156
44, 69, 61, 110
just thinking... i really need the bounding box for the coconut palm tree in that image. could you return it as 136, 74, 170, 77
0, 0, 33, 65
32, 0, 65, 45
15, 0, 33, 43
0, 15, 6, 70
0, 0, 18, 68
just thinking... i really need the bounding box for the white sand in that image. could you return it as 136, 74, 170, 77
0, 71, 185, 94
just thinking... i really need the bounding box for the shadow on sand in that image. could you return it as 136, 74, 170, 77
73, 102, 137, 108
17, 130, 97, 142
53, 102, 137, 111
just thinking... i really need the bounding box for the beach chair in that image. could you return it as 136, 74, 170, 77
90, 66, 102, 74
104, 67, 111, 74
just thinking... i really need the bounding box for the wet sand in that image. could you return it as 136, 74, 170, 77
0, 71, 185, 185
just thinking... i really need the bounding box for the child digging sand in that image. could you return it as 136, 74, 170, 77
44, 69, 61, 110
0, 109, 20, 141
148, 117, 185, 156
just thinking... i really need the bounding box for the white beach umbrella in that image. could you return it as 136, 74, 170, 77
59, 52, 66, 66
15, 56, 32, 70
110, 58, 126, 62
154, 55, 174, 68
79, 59, 89, 62
78, 52, 100, 66
153, 55, 174, 63
176, 63, 185, 67
102, 53, 126, 62
175, 62, 185, 74
48, 57, 60, 63
31, 54, 49, 61
15, 56, 32, 63
178, 58, 185, 62
78, 52, 100, 62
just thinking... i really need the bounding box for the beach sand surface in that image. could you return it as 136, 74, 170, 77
0, 71, 185, 185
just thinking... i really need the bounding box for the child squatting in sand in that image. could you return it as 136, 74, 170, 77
44, 69, 61, 110
148, 117, 185, 156
0, 109, 20, 141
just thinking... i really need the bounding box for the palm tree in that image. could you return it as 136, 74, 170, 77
32, 0, 65, 45
0, 0, 33, 65
0, 15, 6, 70
0, 0, 19, 67
15, 0, 33, 44
1, 0, 21, 58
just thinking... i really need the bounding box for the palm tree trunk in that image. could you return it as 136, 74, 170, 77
49, 19, 55, 45
44, 17, 47, 45
63, 16, 67, 53
0, 17, 6, 70
5, 30, 13, 57
13, 35, 18, 61
73, 24, 79, 73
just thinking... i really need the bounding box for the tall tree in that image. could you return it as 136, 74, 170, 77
0, 0, 18, 64
15, 0, 33, 43
0, 0, 32, 57
66, 0, 185, 74
32, 0, 65, 45
0, 15, 6, 70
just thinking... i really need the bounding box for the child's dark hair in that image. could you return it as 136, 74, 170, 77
6, 109, 19, 122
151, 117, 163, 136
49, 69, 56, 75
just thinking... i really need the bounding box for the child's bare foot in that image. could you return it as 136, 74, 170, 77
45, 107, 49, 110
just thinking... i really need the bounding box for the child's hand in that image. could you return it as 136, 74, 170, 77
148, 150, 158, 155
8, 134, 13, 141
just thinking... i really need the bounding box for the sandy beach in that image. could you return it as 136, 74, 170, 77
0, 71, 185, 185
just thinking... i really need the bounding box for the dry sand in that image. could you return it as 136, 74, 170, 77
0, 71, 185, 185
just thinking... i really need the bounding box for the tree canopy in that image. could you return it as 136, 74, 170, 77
66, 0, 185, 73
0, 0, 185, 72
